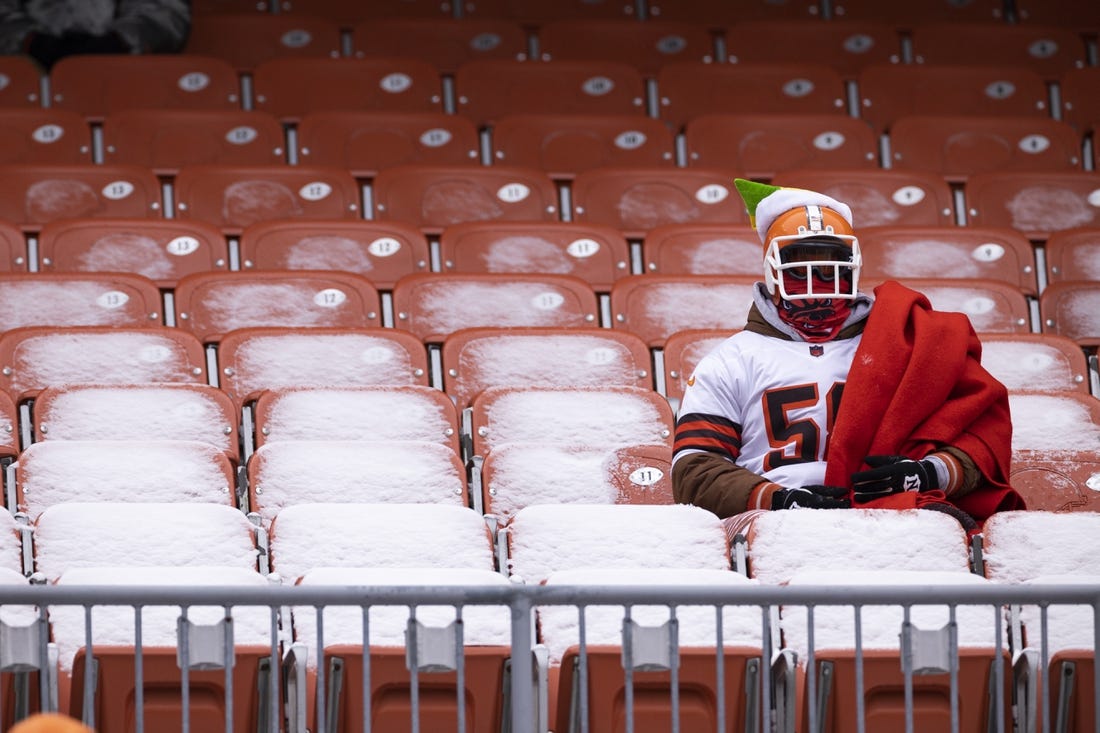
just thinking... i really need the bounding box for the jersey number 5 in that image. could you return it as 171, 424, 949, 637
762, 382, 844, 471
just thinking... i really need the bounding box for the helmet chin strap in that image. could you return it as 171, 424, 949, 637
775, 274, 853, 342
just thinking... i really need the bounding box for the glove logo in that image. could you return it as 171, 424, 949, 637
903, 474, 921, 492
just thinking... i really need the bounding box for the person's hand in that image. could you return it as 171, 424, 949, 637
851, 455, 939, 503
771, 485, 851, 510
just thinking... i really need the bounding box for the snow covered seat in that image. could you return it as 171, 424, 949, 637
0, 163, 161, 232
16, 440, 236, 521
0, 219, 26, 272
876, 277, 1032, 334
0, 390, 16, 465
50, 566, 273, 733
0, 509, 25, 576
965, 171, 1100, 243
1040, 281, 1100, 348
641, 223, 762, 278
291, 567, 512, 733
33, 503, 259, 583
440, 326, 654, 409
0, 326, 207, 402
469, 385, 674, 460
1044, 228, 1100, 286
609, 274, 757, 347
391, 273, 600, 344
173, 270, 382, 345
216, 327, 429, 408
31, 383, 241, 464
979, 333, 1090, 395
662, 328, 731, 408
479, 441, 673, 521
0, 273, 162, 330
0, 567, 43, 721
1008, 452, 1100, 513
246, 440, 467, 528
1008, 393, 1100, 505
251, 386, 460, 454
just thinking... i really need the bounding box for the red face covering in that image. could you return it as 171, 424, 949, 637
776, 272, 852, 342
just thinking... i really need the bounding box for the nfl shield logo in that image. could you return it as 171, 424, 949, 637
809, 345, 824, 357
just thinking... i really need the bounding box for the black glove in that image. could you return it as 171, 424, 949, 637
851, 455, 939, 503
771, 485, 851, 510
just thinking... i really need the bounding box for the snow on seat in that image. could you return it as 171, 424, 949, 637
609, 274, 758, 348
978, 333, 1090, 395
0, 510, 24, 575
247, 440, 467, 528
0, 272, 162, 329
891, 277, 1032, 333
0, 390, 16, 463
982, 510, 1100, 584
252, 386, 460, 454
1008, 392, 1100, 458
16, 440, 236, 521
33, 502, 259, 583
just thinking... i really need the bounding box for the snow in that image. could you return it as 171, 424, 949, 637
684, 239, 761, 275
982, 511, 1100, 584
0, 510, 25, 574
269, 503, 494, 582
746, 509, 970, 586
917, 284, 1024, 333
0, 280, 146, 328
621, 281, 754, 341
0, 567, 36, 627
538, 568, 762, 665
979, 339, 1085, 393
33, 502, 259, 583
18, 440, 233, 520
249, 440, 466, 527
480, 235, 577, 275
881, 239, 1003, 280
1061, 243, 1100, 280
1019, 574, 1098, 654
50, 566, 273, 673
505, 504, 729, 585
1008, 393, 1100, 454
399, 280, 593, 337
76, 232, 176, 281
189, 282, 369, 331
1058, 287, 1100, 340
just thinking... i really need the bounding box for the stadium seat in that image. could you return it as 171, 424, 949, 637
722, 20, 901, 80
1059, 67, 1100, 134
453, 59, 647, 127
251, 386, 461, 454
570, 167, 748, 239
978, 332, 1091, 394
391, 273, 599, 343
216, 327, 430, 407
438, 220, 632, 291
647, 0, 820, 24
350, 18, 529, 74
251, 57, 444, 124
37, 217, 230, 289
889, 115, 1082, 182
371, 163, 559, 235
0, 163, 162, 232
173, 271, 381, 344
829, 0, 1005, 27
662, 328, 732, 407
490, 113, 676, 179
0, 326, 207, 403
0, 511, 23, 575
462, 0, 639, 22
0, 55, 43, 109
1008, 453, 1100, 512
535, 19, 717, 75
1013, 0, 1100, 29
609, 274, 757, 347
1039, 281, 1100, 347
909, 22, 1088, 80
856, 63, 1049, 135
1043, 228, 1100, 285
656, 62, 848, 131
0, 390, 16, 466
964, 171, 1100, 242
193, 0, 271, 13
238, 219, 430, 290
439, 326, 655, 408
184, 12, 343, 72
296, 111, 480, 178
642, 223, 763, 276
0, 109, 91, 165
874, 277, 1032, 333
173, 164, 361, 235
0, 220, 27, 272
1009, 391, 1100, 461
0, 273, 163, 330
101, 109, 286, 176
48, 54, 242, 123
772, 167, 956, 228
859, 225, 1039, 295
684, 113, 879, 179
275, 0, 457, 23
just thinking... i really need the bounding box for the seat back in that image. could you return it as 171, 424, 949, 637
1008, 391, 1100, 456
1009, 452, 1100, 512
642, 223, 763, 276
909, 23, 1087, 81
721, 20, 901, 79
662, 328, 732, 406
0, 390, 16, 464
647, 0, 820, 23
350, 18, 529, 74
184, 12, 343, 72
0, 108, 92, 165
828, 0, 1004, 26
0, 164, 162, 232
1043, 228, 1100, 284
965, 171, 1100, 242
979, 333, 1090, 394
0, 220, 26, 272
983, 510, 1100, 583
536, 20, 717, 75
0, 56, 43, 109
1039, 281, 1100, 346
610, 274, 757, 347
888, 277, 1032, 333
1059, 67, 1100, 134
0, 273, 162, 330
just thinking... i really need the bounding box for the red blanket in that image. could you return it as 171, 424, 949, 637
823, 280, 1024, 521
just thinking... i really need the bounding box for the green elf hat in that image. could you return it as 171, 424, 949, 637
734, 178, 853, 245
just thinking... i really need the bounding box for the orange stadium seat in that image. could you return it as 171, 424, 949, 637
173, 271, 382, 344
1014, 0, 1100, 27
535, 20, 717, 75
184, 12, 343, 72
101, 109, 286, 176
192, 0, 270, 12
1058, 67, 1100, 135
0, 220, 27, 272
1044, 228, 1100, 285
1008, 455, 1100, 512
0, 109, 91, 165
609, 274, 758, 347
888, 277, 1033, 333
662, 328, 733, 406
978, 332, 1091, 395
275, 0, 457, 23
684, 113, 879, 179
0, 272, 163, 330
296, 111, 481, 178
1009, 391, 1100, 457
0, 55, 43, 108
829, 0, 1005, 27
462, 0, 638, 22
1039, 281, 1100, 347
722, 20, 901, 80
964, 171, 1100, 242
772, 168, 956, 228
642, 223, 766, 276
910, 22, 1088, 80
490, 113, 676, 179
350, 18, 529, 74
0, 390, 16, 464
238, 219, 430, 289
647, 0, 820, 24
37, 217, 230, 289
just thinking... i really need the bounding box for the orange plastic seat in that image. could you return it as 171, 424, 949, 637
964, 171, 1100, 242
1009, 391, 1100, 457
0, 390, 16, 463
829, 0, 1005, 27
609, 274, 758, 347
535, 20, 717, 75
662, 328, 732, 405
1039, 281, 1100, 347
101, 109, 286, 176
350, 18, 529, 74
1014, 0, 1100, 29
275, 0, 457, 23
909, 22, 1087, 81
462, 0, 639, 23
37, 217, 229, 289
0, 108, 91, 165
184, 12, 343, 72
772, 168, 956, 228
885, 277, 1033, 334
722, 20, 902, 80
0, 220, 27, 272
0, 55, 43, 108
438, 220, 632, 291
1058, 67, 1100, 135
174, 271, 382, 344
979, 332, 1090, 395
642, 223, 764, 276
296, 111, 480, 178
684, 113, 878, 178
173, 164, 361, 235
490, 113, 675, 179
1008, 453, 1100, 512
239, 219, 430, 290
0, 272, 163, 330
1043, 228, 1100, 285
647, 0, 820, 24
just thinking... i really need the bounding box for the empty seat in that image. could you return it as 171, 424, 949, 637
722, 20, 901, 80
48, 54, 241, 123
391, 273, 599, 343
1008, 454, 1100, 512
0, 55, 43, 109
252, 386, 460, 453
276, 0, 456, 23
37, 217, 230, 288
372, 163, 559, 235
0, 326, 207, 402
0, 273, 162, 330
571, 167, 748, 238
0, 108, 91, 165
535, 20, 716, 75
216, 327, 429, 407
101, 109, 286, 176
440, 326, 654, 408
463, 0, 639, 22
888, 277, 1032, 333
642, 223, 763, 276
1059, 67, 1100, 134
609, 274, 757, 347
984, 510, 1100, 580
979, 333, 1090, 394
1014, 0, 1100, 29
350, 18, 529, 74
829, 0, 1005, 27
0, 163, 162, 232
173, 271, 381, 344
296, 111, 480, 178
173, 164, 361, 235
0, 390, 16, 465
647, 0, 820, 24
1044, 228, 1100, 284
239, 219, 430, 289
453, 59, 647, 127
1039, 281, 1100, 346
490, 113, 676, 179
184, 12, 343, 72
438, 220, 632, 291
661, 328, 731, 407
965, 171, 1100, 242
1009, 391, 1100, 458
910, 22, 1087, 81
0, 219, 27, 272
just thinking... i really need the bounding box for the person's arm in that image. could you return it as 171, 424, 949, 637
111, 0, 191, 53
672, 451, 766, 518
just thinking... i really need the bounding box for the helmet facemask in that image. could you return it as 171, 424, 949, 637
763, 205, 862, 302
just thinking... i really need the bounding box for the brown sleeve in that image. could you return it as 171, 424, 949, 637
939, 445, 981, 497
672, 452, 771, 519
